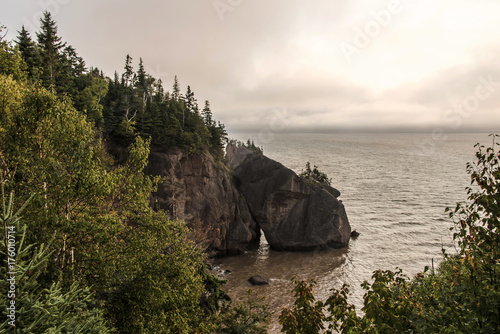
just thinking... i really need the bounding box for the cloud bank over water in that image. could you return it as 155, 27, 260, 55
2, 0, 500, 132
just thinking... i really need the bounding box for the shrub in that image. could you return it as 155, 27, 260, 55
299, 162, 332, 186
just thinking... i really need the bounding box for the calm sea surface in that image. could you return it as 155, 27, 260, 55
216, 132, 493, 333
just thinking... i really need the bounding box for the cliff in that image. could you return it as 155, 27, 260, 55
145, 148, 260, 255
145, 145, 351, 255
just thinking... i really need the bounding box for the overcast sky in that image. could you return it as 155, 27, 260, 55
1, 0, 500, 133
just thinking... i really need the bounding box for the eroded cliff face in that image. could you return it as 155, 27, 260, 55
233, 153, 351, 251
145, 148, 260, 255
145, 145, 351, 255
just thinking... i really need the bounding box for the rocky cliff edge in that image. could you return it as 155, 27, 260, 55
145, 144, 351, 255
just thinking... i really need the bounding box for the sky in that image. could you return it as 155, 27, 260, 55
1, 0, 500, 134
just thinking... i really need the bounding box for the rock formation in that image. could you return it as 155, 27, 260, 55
248, 275, 272, 286
144, 144, 351, 255
232, 148, 351, 251
145, 148, 260, 255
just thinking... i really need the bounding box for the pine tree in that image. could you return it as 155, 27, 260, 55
202, 100, 213, 126
136, 57, 146, 91
62, 45, 85, 78
184, 85, 197, 113
0, 184, 113, 332
121, 54, 133, 87
16, 25, 40, 80
172, 75, 180, 101
36, 11, 65, 92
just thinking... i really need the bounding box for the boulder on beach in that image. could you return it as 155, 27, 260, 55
248, 275, 272, 286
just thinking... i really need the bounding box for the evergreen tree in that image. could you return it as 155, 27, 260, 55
113, 70, 119, 85
16, 25, 40, 80
121, 54, 133, 87
202, 100, 213, 126
62, 45, 85, 78
136, 57, 146, 91
172, 75, 180, 100
0, 185, 113, 333
154, 78, 165, 102
36, 11, 65, 92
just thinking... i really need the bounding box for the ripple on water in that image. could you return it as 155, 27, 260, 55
217, 132, 483, 333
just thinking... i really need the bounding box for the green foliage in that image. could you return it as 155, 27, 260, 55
280, 278, 329, 333
299, 162, 332, 186
445, 134, 500, 332
0, 17, 261, 333
8, 14, 227, 156
218, 290, 272, 334
0, 185, 113, 333
36, 11, 65, 92
282, 135, 500, 333
103, 214, 216, 333
230, 139, 263, 155
0, 26, 27, 81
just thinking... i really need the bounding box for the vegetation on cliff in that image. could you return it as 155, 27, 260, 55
299, 162, 332, 186
0, 14, 269, 333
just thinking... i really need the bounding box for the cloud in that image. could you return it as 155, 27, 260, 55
1, 0, 500, 133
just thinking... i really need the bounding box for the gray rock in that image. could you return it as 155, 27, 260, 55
144, 144, 351, 255
248, 275, 271, 286
145, 148, 260, 255
226, 142, 254, 170
233, 154, 351, 251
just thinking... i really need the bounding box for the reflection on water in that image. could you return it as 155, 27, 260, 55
214, 236, 352, 333
217, 132, 487, 333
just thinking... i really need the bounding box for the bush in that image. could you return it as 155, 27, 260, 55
299, 162, 331, 186
0, 185, 113, 333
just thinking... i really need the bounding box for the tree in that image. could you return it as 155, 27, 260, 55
74, 75, 109, 125
103, 213, 218, 333
202, 100, 213, 126
299, 162, 332, 186
136, 57, 146, 91
172, 75, 180, 100
16, 25, 40, 81
37, 11, 65, 92
0, 184, 113, 333
0, 26, 27, 81
121, 54, 133, 87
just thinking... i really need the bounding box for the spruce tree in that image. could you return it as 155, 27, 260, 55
121, 54, 133, 87
136, 57, 146, 91
172, 75, 180, 100
16, 25, 40, 80
36, 11, 65, 92
202, 100, 213, 126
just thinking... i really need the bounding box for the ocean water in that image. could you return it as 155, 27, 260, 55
216, 132, 493, 333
